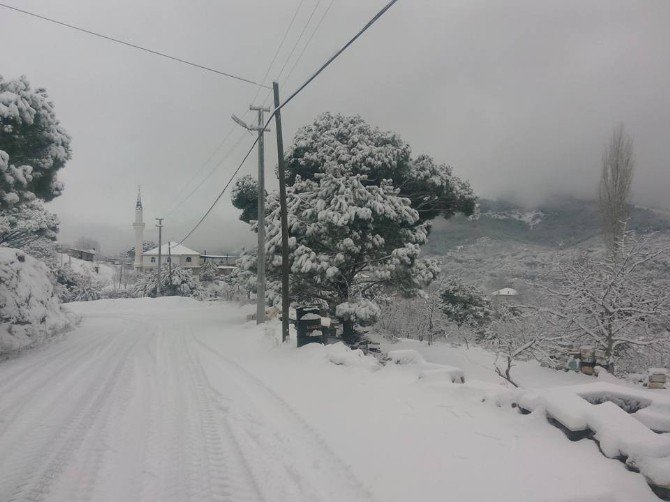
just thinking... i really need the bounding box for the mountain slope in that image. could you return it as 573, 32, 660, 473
425, 196, 670, 254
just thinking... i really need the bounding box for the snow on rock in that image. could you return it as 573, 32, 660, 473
387, 349, 426, 365
324, 342, 380, 370
0, 247, 73, 355
387, 349, 465, 383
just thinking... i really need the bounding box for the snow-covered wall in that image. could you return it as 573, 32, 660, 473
0, 247, 74, 355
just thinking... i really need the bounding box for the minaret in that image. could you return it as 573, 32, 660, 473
133, 187, 145, 270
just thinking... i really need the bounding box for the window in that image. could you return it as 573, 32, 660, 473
166, 257, 171, 263
186, 257, 192, 263
151, 257, 156, 263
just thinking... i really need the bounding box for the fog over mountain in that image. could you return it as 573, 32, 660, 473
1, 0, 668, 254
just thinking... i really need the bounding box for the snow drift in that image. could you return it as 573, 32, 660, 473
0, 247, 73, 355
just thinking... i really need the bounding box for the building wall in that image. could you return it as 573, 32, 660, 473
141, 254, 201, 269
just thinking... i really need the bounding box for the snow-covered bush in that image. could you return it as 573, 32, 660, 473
0, 247, 73, 355
440, 279, 494, 333
199, 260, 218, 282
53, 265, 105, 302
18, 237, 59, 269
0, 75, 71, 209
0, 199, 59, 247
133, 266, 204, 298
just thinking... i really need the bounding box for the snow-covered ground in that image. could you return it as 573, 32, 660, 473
0, 297, 661, 501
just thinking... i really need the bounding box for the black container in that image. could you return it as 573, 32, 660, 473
296, 306, 326, 347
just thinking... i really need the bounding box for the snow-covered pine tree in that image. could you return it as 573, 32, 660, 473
0, 75, 71, 209
236, 113, 476, 343
285, 113, 476, 224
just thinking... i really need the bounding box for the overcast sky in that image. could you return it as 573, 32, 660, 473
1, 0, 669, 254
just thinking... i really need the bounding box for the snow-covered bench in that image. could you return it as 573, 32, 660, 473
513, 382, 670, 499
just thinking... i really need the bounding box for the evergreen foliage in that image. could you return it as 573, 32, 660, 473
0, 75, 71, 208
231, 175, 260, 224
234, 113, 476, 342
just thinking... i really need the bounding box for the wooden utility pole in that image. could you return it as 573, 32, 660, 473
272, 81, 290, 343
156, 218, 163, 296
250, 104, 270, 324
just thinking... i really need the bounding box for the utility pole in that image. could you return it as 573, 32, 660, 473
272, 81, 290, 343
156, 218, 163, 296
232, 106, 271, 325
168, 241, 173, 285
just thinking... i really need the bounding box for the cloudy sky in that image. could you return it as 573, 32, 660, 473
1, 0, 669, 254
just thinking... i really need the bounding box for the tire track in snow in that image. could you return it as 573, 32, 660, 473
181, 333, 264, 501
0, 324, 133, 437
193, 337, 374, 502
0, 334, 140, 502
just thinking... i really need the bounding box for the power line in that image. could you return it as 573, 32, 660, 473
165, 127, 238, 216
275, 0, 322, 83
0, 2, 268, 88
250, 0, 307, 106
166, 129, 250, 218
179, 0, 399, 244
257, 0, 323, 107
167, 0, 307, 217
179, 137, 259, 243
276, 0, 399, 115
283, 0, 336, 88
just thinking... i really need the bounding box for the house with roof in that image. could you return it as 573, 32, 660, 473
141, 242, 201, 271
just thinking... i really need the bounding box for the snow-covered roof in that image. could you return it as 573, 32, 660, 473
491, 287, 518, 296
144, 241, 200, 256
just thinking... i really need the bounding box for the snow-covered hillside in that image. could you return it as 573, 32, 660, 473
0, 297, 661, 501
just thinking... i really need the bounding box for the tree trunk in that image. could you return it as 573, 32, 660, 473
342, 319, 359, 346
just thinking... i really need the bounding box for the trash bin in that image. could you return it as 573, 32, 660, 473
296, 306, 326, 347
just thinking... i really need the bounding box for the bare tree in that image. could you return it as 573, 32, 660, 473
599, 124, 634, 257
535, 234, 670, 373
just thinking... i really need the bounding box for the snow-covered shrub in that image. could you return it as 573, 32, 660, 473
53, 265, 104, 302
0, 247, 73, 355
199, 260, 218, 282
18, 237, 59, 269
0, 199, 59, 247
133, 266, 204, 298
201, 279, 249, 301
440, 279, 494, 333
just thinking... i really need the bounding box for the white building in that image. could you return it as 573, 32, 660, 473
141, 242, 201, 270
491, 287, 518, 297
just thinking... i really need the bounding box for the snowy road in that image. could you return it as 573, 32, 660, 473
0, 298, 370, 502
0, 297, 660, 501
